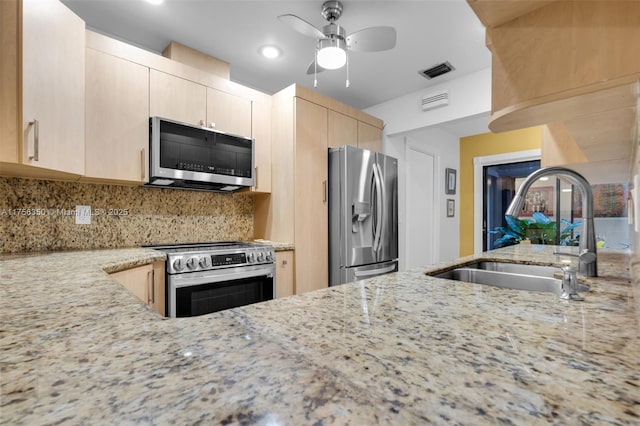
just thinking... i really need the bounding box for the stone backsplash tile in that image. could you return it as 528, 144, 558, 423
0, 178, 253, 253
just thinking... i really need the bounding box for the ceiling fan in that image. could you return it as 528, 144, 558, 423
278, 0, 396, 86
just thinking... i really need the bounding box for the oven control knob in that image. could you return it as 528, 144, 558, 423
257, 252, 265, 262
199, 256, 211, 269
186, 256, 199, 270
265, 252, 273, 262
247, 252, 255, 263
173, 258, 185, 272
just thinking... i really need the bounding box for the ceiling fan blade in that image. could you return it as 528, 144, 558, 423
306, 60, 326, 75
278, 14, 325, 39
346, 26, 396, 52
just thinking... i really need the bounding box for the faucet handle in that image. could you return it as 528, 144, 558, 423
579, 250, 597, 264
560, 261, 584, 301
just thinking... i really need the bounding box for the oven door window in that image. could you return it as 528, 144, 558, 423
175, 275, 273, 317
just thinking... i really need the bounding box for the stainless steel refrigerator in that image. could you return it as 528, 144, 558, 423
329, 145, 398, 286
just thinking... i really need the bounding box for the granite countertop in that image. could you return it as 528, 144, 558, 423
253, 240, 294, 251
1, 245, 638, 424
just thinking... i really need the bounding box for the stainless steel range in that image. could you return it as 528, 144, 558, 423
149, 241, 276, 318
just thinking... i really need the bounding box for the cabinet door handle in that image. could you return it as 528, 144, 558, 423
151, 269, 155, 304
28, 119, 39, 161
140, 148, 146, 181
147, 269, 155, 305
323, 180, 327, 203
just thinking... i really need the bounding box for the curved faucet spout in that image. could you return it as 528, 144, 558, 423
505, 166, 597, 277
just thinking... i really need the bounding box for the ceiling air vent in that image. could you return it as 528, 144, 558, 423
421, 89, 449, 111
419, 61, 455, 80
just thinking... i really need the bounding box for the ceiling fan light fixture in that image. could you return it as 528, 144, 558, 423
317, 38, 346, 70
280, 1, 396, 78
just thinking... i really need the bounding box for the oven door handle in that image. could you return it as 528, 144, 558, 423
170, 264, 275, 288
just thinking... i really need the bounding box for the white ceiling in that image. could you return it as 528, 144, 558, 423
62, 0, 491, 111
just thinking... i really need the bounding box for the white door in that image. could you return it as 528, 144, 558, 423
405, 147, 436, 269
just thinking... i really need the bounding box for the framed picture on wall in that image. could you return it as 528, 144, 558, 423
522, 186, 553, 217
573, 183, 629, 217
445, 168, 457, 194
447, 199, 455, 217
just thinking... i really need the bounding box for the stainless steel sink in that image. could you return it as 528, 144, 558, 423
460, 261, 560, 277
431, 261, 589, 294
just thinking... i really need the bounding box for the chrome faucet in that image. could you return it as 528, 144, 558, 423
505, 166, 597, 277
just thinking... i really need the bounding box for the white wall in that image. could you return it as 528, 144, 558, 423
365, 68, 491, 137
594, 218, 631, 249
387, 128, 460, 271
366, 68, 491, 269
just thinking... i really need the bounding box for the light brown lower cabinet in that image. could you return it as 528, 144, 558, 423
275, 250, 294, 298
110, 261, 165, 316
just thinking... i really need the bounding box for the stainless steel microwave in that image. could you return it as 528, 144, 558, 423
147, 117, 254, 192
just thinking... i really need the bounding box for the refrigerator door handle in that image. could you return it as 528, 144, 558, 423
353, 263, 397, 278
372, 163, 383, 254
377, 163, 387, 253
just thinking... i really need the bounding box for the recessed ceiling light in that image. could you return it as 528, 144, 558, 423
260, 45, 281, 59
145, 0, 163, 5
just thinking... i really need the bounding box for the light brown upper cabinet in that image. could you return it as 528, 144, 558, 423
149, 70, 252, 139
149, 69, 207, 127
206, 88, 252, 137
467, 0, 640, 183
86, 31, 270, 187
328, 110, 383, 152
84, 49, 150, 184
251, 100, 272, 193
357, 121, 383, 153
1, 0, 85, 179
328, 110, 357, 148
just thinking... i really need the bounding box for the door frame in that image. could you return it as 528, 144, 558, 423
473, 149, 541, 255
405, 141, 440, 267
